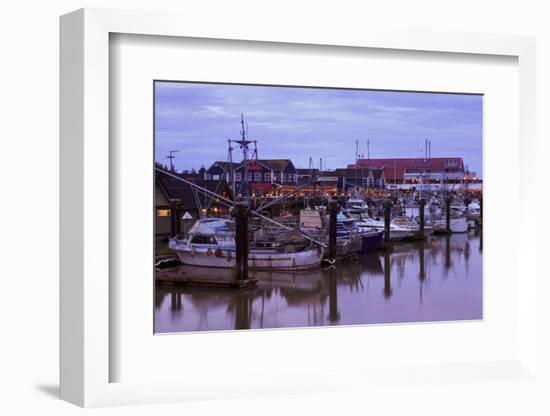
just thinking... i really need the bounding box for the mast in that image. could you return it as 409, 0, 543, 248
354, 140, 359, 191
228, 114, 257, 203
227, 139, 236, 202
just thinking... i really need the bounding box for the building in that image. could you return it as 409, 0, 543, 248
232, 159, 298, 196
348, 157, 471, 185
155, 171, 232, 240
332, 167, 386, 191
204, 161, 240, 182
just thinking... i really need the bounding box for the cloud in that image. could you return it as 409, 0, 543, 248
155, 82, 482, 175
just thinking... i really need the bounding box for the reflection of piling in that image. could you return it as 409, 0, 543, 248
383, 199, 393, 243
383, 251, 393, 299
234, 295, 251, 330
418, 244, 426, 281
328, 202, 339, 262
444, 235, 451, 270
445, 197, 451, 233
170, 292, 182, 312
419, 198, 426, 240
234, 203, 249, 281
328, 268, 340, 323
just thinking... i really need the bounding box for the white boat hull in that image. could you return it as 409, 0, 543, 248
431, 216, 468, 233
171, 244, 323, 271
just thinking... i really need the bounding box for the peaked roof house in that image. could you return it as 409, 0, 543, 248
204, 161, 240, 181
155, 170, 232, 238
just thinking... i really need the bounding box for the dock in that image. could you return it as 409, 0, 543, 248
155, 269, 258, 289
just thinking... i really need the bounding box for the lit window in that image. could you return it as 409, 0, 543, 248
234, 172, 242, 181
156, 208, 171, 217
264, 172, 272, 181
212, 174, 220, 180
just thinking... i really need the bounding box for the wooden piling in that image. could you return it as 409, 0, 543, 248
328, 201, 339, 262
383, 199, 393, 243
479, 196, 483, 228
418, 198, 426, 240
445, 196, 451, 233
234, 202, 249, 281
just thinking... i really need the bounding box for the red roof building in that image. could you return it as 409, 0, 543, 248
348, 157, 466, 183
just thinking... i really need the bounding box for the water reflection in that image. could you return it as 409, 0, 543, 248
155, 233, 483, 333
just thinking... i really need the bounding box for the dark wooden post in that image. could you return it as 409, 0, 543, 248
234, 203, 249, 281
383, 198, 393, 243
170, 207, 177, 237
418, 198, 426, 239
383, 251, 392, 299
328, 201, 339, 263
479, 196, 483, 228
175, 207, 181, 235
445, 196, 452, 233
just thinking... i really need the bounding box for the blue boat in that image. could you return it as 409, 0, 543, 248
336, 214, 384, 253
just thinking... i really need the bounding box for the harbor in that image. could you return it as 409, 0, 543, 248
154, 115, 482, 331
154, 83, 484, 332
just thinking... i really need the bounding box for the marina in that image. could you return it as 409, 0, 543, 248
154, 83, 483, 332
154, 119, 483, 331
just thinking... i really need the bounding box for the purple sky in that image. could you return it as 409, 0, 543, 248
155, 82, 483, 176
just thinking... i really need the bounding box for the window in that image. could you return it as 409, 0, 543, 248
234, 172, 242, 181
247, 172, 253, 181
264, 172, 272, 181
293, 174, 297, 183
156, 208, 171, 217
212, 174, 220, 180
205, 174, 212, 180
254, 172, 262, 181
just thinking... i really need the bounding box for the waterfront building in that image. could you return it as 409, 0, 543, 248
348, 157, 477, 186
233, 159, 298, 196
155, 170, 232, 240
204, 161, 240, 182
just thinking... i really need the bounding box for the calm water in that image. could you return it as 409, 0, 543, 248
155, 232, 482, 333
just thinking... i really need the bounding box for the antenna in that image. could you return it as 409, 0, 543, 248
167, 149, 179, 171
367, 139, 370, 162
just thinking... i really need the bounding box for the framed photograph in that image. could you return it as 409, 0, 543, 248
60, 8, 538, 407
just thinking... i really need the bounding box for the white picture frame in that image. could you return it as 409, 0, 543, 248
60, 7, 539, 408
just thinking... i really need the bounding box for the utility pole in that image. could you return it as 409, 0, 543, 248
167, 150, 179, 171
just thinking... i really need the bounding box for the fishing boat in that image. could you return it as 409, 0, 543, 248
169, 218, 323, 271
336, 214, 383, 253
430, 215, 469, 233
392, 216, 434, 238
345, 197, 369, 214
466, 200, 482, 229
299, 209, 362, 259
355, 216, 417, 241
